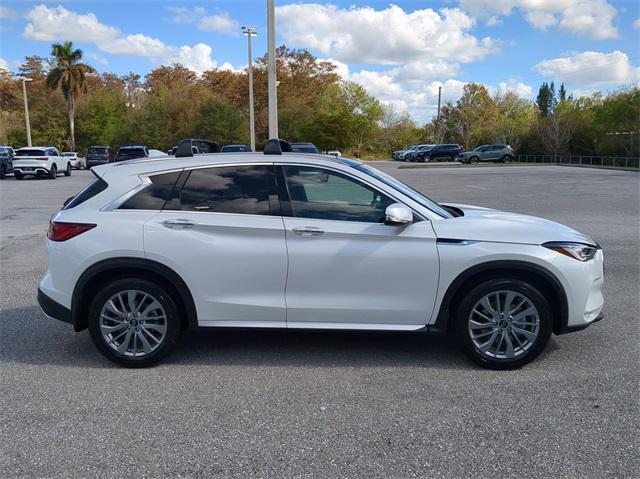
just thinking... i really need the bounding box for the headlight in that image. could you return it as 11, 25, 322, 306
543, 242, 598, 262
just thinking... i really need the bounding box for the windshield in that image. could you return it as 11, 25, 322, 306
16, 149, 45, 156
291, 144, 319, 154
354, 164, 452, 219
473, 146, 485, 151
89, 147, 108, 154
222, 145, 251, 152
117, 148, 146, 158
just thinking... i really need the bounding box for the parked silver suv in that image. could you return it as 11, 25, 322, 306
459, 144, 514, 164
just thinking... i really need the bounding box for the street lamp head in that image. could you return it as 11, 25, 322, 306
241, 25, 258, 36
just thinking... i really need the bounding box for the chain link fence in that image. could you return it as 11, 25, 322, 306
515, 155, 639, 170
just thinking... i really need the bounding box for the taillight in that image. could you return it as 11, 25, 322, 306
47, 221, 96, 241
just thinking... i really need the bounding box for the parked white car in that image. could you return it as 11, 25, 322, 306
62, 152, 86, 169
38, 145, 604, 369
13, 147, 72, 180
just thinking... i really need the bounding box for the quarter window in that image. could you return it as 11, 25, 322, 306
282, 165, 395, 223
120, 171, 181, 210
175, 165, 279, 215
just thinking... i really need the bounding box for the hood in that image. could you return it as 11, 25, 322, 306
434, 203, 596, 246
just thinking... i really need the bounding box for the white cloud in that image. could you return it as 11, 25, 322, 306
632, 18, 640, 29
458, 0, 618, 39
535, 51, 639, 85
23, 5, 219, 73
198, 12, 239, 34
0, 57, 9, 71
0, 6, 18, 20
86, 52, 108, 66
486, 15, 503, 27
167, 6, 239, 34
276, 4, 496, 65
498, 78, 534, 98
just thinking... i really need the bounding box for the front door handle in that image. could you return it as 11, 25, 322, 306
162, 218, 197, 229
292, 226, 324, 236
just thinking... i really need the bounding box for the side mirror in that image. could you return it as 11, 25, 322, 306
384, 203, 413, 226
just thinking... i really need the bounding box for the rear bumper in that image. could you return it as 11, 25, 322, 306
38, 288, 72, 324
14, 166, 49, 175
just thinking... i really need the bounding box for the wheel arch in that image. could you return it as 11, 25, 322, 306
432, 260, 569, 335
71, 257, 198, 332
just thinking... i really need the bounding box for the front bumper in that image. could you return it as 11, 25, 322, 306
38, 288, 72, 324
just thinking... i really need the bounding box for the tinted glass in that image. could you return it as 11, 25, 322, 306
291, 144, 320, 154
120, 171, 181, 210
64, 176, 108, 209
16, 149, 45, 156
176, 165, 279, 215
89, 147, 108, 154
221, 145, 252, 152
282, 165, 394, 223
116, 148, 146, 161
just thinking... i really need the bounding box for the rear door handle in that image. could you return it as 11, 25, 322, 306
162, 218, 197, 229
292, 226, 324, 236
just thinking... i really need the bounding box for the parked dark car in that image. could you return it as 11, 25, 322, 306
221, 144, 252, 152
86, 146, 113, 167
0, 146, 15, 179
115, 145, 148, 162
416, 144, 463, 162
407, 144, 435, 162
291, 142, 320, 154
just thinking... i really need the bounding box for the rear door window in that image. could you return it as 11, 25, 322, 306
173, 165, 280, 215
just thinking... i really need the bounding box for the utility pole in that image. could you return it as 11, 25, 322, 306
17, 77, 33, 146
437, 85, 442, 122
266, 0, 278, 138
242, 26, 257, 151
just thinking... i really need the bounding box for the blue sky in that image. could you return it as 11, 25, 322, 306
1, 1, 638, 122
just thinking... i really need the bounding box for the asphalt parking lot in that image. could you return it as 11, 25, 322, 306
1, 164, 638, 478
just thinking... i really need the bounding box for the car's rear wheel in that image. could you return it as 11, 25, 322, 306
88, 278, 181, 367
48, 164, 57, 179
469, 156, 479, 164
455, 278, 552, 369
14, 171, 23, 180
64, 162, 71, 176
502, 155, 513, 163
0, 165, 5, 179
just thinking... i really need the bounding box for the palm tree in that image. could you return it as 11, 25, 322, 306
46, 41, 95, 150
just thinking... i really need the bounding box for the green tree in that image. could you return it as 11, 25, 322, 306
195, 98, 246, 145
46, 41, 95, 150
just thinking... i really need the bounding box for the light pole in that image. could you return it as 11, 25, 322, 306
16, 76, 33, 146
266, 0, 278, 139
242, 25, 257, 152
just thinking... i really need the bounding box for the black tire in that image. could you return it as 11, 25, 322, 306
0, 165, 5, 179
88, 278, 181, 368
502, 155, 512, 164
14, 171, 23, 180
48, 164, 57, 179
64, 162, 71, 176
454, 278, 553, 370
424, 156, 431, 163
469, 156, 479, 164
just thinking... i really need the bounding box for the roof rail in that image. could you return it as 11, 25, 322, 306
263, 139, 292, 155
175, 138, 221, 157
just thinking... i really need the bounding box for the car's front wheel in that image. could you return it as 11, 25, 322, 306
455, 278, 552, 369
88, 278, 181, 367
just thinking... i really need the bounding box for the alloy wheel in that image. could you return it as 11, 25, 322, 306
467, 290, 540, 360
99, 290, 168, 357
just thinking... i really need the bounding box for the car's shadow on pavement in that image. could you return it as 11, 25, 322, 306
1, 306, 559, 371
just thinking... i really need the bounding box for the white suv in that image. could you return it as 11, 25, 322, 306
38, 145, 605, 368
13, 147, 72, 179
